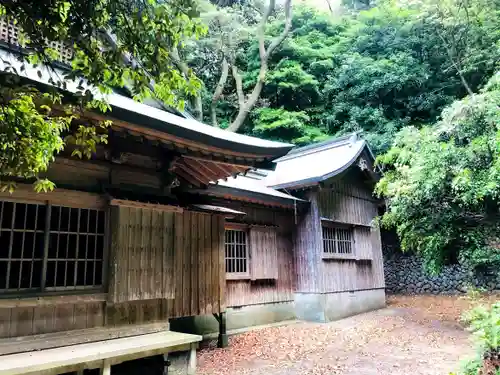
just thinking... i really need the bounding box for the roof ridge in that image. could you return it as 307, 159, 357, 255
275, 132, 362, 162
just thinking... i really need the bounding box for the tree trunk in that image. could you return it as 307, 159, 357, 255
227, 64, 267, 132
171, 47, 204, 121
211, 57, 229, 127
225, 0, 293, 132
436, 28, 474, 96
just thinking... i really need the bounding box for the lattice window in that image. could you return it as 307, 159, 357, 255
0, 18, 73, 65
225, 229, 248, 276
0, 201, 106, 294
322, 225, 353, 255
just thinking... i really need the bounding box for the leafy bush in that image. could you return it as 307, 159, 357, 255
460, 302, 500, 375
376, 72, 500, 273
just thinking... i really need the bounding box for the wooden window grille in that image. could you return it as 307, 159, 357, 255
322, 225, 353, 255
0, 18, 74, 65
225, 229, 248, 276
0, 200, 106, 295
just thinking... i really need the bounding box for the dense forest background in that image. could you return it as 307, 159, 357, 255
178, 0, 500, 153
173, 0, 500, 272
0, 0, 498, 272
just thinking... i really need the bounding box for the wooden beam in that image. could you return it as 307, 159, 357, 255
205, 161, 233, 180
174, 160, 211, 185
183, 155, 261, 168
83, 111, 273, 160
197, 161, 227, 181
0, 293, 106, 308
173, 168, 201, 188
109, 199, 183, 213
181, 158, 220, 182
187, 343, 197, 375
0, 183, 107, 209
101, 359, 111, 375
216, 313, 228, 348
174, 163, 208, 186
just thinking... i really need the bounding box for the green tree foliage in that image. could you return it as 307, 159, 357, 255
0, 0, 205, 190
195, 0, 500, 150
177, 0, 293, 132
459, 302, 500, 375
376, 72, 500, 272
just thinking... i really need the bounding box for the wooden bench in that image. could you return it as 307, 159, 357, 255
0, 325, 202, 375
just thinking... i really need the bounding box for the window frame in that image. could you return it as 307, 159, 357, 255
0, 197, 109, 298
224, 223, 250, 280
321, 221, 355, 259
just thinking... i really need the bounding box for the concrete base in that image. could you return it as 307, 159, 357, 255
170, 302, 295, 335
294, 289, 386, 323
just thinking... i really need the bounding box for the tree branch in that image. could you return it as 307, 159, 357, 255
436, 29, 474, 96
227, 0, 293, 133
264, 0, 293, 59
170, 46, 204, 121
231, 63, 245, 107
258, 0, 276, 61
210, 57, 229, 128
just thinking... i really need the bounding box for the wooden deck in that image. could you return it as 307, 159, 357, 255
0, 329, 201, 375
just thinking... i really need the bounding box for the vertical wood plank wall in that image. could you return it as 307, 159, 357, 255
294, 190, 323, 293
315, 177, 385, 293
317, 180, 378, 226
249, 227, 278, 280
212, 200, 295, 308
109, 206, 175, 303
0, 205, 225, 338
170, 211, 225, 317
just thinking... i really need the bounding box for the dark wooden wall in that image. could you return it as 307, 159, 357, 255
209, 199, 296, 308
294, 172, 385, 294
294, 190, 322, 293
0, 189, 225, 338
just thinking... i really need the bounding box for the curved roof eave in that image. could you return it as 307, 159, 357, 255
0, 47, 293, 159
269, 141, 370, 190
106, 94, 293, 157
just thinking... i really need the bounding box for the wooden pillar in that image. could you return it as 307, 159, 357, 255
101, 360, 111, 375
217, 312, 228, 348
187, 343, 197, 375
163, 354, 171, 375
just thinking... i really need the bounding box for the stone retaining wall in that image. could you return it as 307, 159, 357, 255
384, 253, 500, 294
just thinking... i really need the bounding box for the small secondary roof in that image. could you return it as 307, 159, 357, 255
265, 133, 374, 189
190, 170, 303, 207
216, 171, 302, 201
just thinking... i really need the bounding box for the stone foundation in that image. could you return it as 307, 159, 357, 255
170, 301, 295, 335
294, 288, 386, 323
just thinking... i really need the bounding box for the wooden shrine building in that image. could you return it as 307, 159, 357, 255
176, 134, 386, 334
0, 25, 386, 375
0, 44, 294, 374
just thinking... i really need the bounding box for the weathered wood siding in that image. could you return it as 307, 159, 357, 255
249, 227, 278, 280
315, 176, 385, 293
109, 206, 225, 317
294, 190, 323, 293
208, 199, 295, 307
317, 179, 377, 227
319, 226, 384, 293
0, 298, 175, 338
170, 211, 225, 317
109, 206, 175, 303
0, 194, 225, 338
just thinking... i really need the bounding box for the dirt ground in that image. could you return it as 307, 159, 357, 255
196, 294, 499, 375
